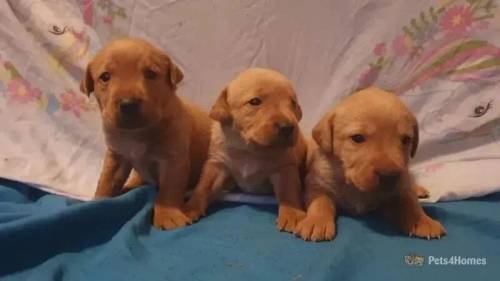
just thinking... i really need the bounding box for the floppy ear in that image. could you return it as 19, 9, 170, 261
312, 112, 334, 154
209, 87, 232, 124
80, 62, 94, 97
293, 99, 303, 121
168, 60, 184, 88
407, 113, 419, 158
411, 122, 419, 158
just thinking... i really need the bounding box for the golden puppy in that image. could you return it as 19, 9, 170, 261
80, 38, 212, 230
183, 68, 307, 232
296, 87, 446, 241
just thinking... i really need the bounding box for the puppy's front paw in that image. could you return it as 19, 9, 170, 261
276, 206, 306, 233
294, 215, 335, 242
183, 200, 206, 222
153, 207, 192, 230
409, 215, 446, 240
413, 185, 430, 199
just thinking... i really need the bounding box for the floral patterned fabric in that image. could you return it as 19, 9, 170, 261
0, 0, 498, 201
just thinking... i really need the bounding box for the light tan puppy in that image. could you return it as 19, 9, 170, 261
295, 87, 446, 241
183, 68, 307, 232
80, 38, 212, 230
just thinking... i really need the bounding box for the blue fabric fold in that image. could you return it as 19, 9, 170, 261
0, 179, 499, 281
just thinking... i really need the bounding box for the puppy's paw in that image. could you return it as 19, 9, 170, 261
153, 207, 192, 230
182, 200, 206, 222
276, 206, 306, 233
413, 185, 430, 199
94, 190, 116, 199
408, 215, 446, 240
294, 215, 335, 242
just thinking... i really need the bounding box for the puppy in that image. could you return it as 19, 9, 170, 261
295, 87, 446, 241
80, 38, 212, 230
183, 68, 307, 232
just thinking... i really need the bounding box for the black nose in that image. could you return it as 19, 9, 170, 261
278, 123, 295, 137
377, 171, 401, 187
119, 99, 141, 115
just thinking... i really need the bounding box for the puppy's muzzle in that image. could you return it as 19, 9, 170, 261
278, 123, 295, 138
376, 170, 401, 188
113, 98, 148, 129
275, 122, 296, 146
119, 98, 142, 115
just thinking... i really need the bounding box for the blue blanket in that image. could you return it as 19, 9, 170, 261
0, 179, 499, 281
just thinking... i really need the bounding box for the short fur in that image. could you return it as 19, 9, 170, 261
183, 68, 307, 232
295, 87, 446, 241
81, 38, 212, 230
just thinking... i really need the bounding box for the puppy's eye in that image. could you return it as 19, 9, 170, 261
99, 72, 111, 83
144, 69, 157, 80
401, 135, 412, 145
248, 97, 262, 106
351, 134, 365, 143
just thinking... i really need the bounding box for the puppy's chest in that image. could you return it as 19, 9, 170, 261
334, 183, 398, 216
334, 186, 384, 215
106, 134, 160, 183
321, 162, 386, 215
225, 153, 283, 194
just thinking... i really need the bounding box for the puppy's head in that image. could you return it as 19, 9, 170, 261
313, 87, 419, 192
210, 68, 302, 148
80, 38, 183, 130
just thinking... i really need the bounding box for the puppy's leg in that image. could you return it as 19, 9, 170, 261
382, 187, 446, 239
294, 189, 336, 242
183, 162, 228, 222
125, 169, 144, 188
154, 157, 192, 230
95, 150, 132, 198
412, 184, 430, 199
120, 169, 145, 195
271, 166, 306, 233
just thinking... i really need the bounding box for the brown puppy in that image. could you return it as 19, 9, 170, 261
80, 38, 212, 230
183, 68, 307, 232
296, 87, 446, 241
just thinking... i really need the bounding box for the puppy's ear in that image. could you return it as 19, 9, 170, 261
312, 112, 334, 154
168, 60, 184, 88
293, 99, 303, 121
210, 87, 232, 124
406, 113, 420, 158
411, 122, 419, 158
80, 62, 94, 97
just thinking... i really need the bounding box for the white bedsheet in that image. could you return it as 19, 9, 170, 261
0, 0, 499, 201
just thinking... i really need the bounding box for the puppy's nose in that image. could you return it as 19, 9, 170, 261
278, 123, 295, 138
376, 170, 401, 187
119, 98, 141, 115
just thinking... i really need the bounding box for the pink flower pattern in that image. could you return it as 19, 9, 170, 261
102, 15, 113, 24
358, 66, 381, 89
424, 163, 445, 174
6, 79, 42, 104
1, 1, 129, 117
96, 0, 127, 26
60, 90, 89, 117
373, 43, 386, 56
358, 0, 500, 92
78, 0, 127, 27
440, 5, 474, 36
0, 60, 93, 118
392, 35, 412, 57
